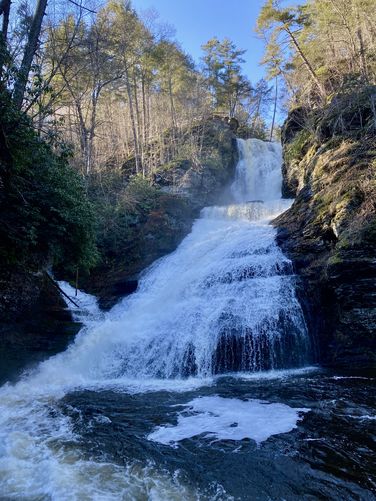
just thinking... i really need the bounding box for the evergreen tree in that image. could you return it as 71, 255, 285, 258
201, 37, 251, 117
257, 0, 376, 107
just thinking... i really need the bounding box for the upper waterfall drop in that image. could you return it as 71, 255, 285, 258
203, 138, 291, 221
231, 138, 283, 202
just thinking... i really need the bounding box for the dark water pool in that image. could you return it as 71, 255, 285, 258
55, 369, 376, 500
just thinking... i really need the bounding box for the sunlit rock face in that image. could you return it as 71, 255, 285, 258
276, 103, 376, 369
153, 120, 238, 210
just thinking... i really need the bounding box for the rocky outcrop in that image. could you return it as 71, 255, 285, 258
152, 120, 238, 209
275, 98, 376, 368
83, 192, 196, 309
0, 268, 78, 384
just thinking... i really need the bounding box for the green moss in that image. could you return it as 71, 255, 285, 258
361, 219, 376, 245
313, 192, 333, 221
284, 129, 312, 166
337, 237, 350, 250
321, 136, 344, 152
328, 253, 342, 265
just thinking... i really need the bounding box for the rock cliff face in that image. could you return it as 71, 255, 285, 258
275, 103, 376, 368
0, 269, 79, 384
152, 119, 238, 209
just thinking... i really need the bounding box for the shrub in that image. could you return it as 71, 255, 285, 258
0, 91, 97, 273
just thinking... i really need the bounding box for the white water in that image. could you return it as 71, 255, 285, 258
58, 280, 103, 324
148, 396, 310, 447
0, 138, 312, 499
231, 138, 283, 202
35, 139, 306, 381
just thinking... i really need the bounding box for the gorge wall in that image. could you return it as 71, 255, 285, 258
275, 96, 376, 368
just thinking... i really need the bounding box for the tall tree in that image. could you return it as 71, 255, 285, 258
13, 0, 48, 109
155, 41, 194, 127
0, 0, 11, 77
47, 11, 122, 174
257, 0, 326, 100
202, 37, 251, 117
0, 0, 10, 44
258, 0, 376, 110
102, 0, 150, 174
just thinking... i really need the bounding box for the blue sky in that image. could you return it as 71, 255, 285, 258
132, 0, 268, 85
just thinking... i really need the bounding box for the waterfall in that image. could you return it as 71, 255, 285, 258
0, 138, 311, 383
231, 138, 283, 202
22, 137, 310, 383
0, 138, 312, 499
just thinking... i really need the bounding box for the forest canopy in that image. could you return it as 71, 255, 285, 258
257, 0, 376, 107
1, 0, 275, 178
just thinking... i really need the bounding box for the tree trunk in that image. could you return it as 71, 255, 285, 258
124, 66, 140, 174
86, 88, 99, 176
141, 75, 148, 143
0, 0, 11, 42
269, 76, 278, 141
357, 26, 368, 80
284, 26, 325, 98
168, 74, 176, 128
0, 0, 11, 80
133, 70, 144, 176
252, 95, 262, 128
356, 8, 368, 81
13, 0, 48, 109
74, 98, 89, 175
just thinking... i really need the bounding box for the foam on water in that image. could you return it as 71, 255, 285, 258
202, 199, 293, 221
237, 365, 318, 380
148, 396, 310, 447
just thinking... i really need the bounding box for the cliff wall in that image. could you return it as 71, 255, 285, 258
276, 95, 376, 368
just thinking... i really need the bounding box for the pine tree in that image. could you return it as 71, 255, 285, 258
201, 37, 251, 117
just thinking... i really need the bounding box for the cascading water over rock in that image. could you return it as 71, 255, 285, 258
105, 138, 310, 377
0, 139, 373, 501
37, 137, 310, 381
0, 138, 315, 500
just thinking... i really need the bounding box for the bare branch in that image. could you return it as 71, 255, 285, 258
67, 0, 96, 14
